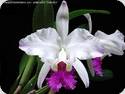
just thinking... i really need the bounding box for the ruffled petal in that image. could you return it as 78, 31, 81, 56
56, 0, 69, 41
72, 58, 89, 88
47, 72, 62, 92
47, 70, 76, 92
95, 30, 125, 55
37, 63, 50, 88
19, 28, 60, 61
66, 28, 104, 60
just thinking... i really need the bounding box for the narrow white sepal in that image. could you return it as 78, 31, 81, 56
56, 0, 69, 40
72, 58, 89, 88
37, 63, 50, 88
84, 13, 92, 33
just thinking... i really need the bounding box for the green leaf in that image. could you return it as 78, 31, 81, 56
19, 56, 35, 87
19, 54, 31, 75
36, 57, 43, 76
20, 57, 43, 93
90, 69, 113, 81
51, 9, 110, 29
32, 0, 54, 31
78, 24, 88, 29
69, 9, 110, 20
21, 75, 37, 94
36, 86, 49, 94
9, 74, 21, 94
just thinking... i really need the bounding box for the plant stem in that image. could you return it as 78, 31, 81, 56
14, 85, 22, 94
48, 89, 55, 94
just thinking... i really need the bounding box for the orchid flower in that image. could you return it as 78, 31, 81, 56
19, 0, 125, 92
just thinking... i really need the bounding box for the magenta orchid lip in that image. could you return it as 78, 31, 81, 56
92, 57, 103, 76
46, 61, 77, 92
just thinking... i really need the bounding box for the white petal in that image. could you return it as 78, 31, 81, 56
0, 86, 6, 94
19, 28, 60, 61
66, 28, 103, 60
37, 63, 50, 88
72, 58, 89, 88
56, 0, 69, 41
84, 13, 92, 33
95, 30, 125, 55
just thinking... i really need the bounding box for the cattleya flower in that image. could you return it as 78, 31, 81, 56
19, 0, 125, 92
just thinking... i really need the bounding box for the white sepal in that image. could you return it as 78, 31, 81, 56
72, 58, 89, 88
56, 0, 69, 41
37, 63, 50, 88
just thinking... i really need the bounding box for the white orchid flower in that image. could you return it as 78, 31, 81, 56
19, 0, 125, 89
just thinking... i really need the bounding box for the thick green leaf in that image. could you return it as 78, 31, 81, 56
9, 55, 35, 93
69, 9, 110, 20
36, 57, 43, 76
19, 54, 31, 75
19, 56, 35, 87
9, 74, 21, 94
36, 86, 49, 94
21, 75, 37, 94
32, 0, 54, 31
20, 57, 43, 93
90, 69, 113, 81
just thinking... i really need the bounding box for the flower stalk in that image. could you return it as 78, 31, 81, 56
48, 89, 55, 94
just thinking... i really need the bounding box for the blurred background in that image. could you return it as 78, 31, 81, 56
0, 0, 125, 94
